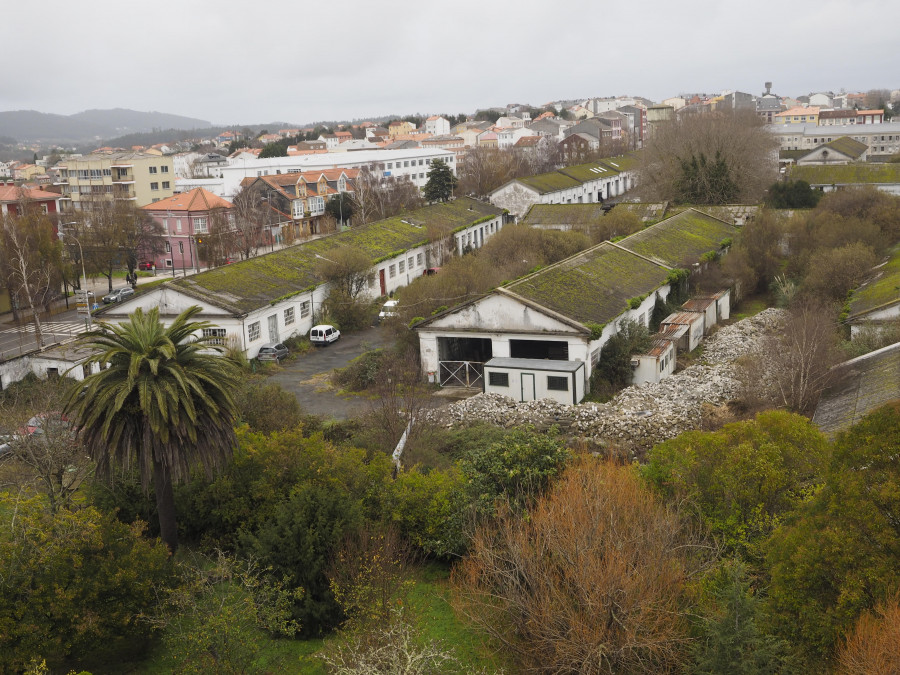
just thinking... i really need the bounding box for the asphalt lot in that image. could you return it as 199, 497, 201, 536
265, 325, 394, 419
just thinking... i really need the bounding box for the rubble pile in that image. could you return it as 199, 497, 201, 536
423, 309, 787, 454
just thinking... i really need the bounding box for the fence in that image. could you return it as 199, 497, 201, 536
438, 360, 484, 388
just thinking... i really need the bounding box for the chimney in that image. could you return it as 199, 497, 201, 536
765, 81, 772, 96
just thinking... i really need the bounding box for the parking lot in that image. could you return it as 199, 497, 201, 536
265, 325, 394, 419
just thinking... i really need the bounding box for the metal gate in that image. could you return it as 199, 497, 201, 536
438, 360, 484, 388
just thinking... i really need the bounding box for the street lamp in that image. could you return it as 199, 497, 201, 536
62, 227, 92, 329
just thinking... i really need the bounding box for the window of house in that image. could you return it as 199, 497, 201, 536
389, 264, 396, 278
248, 322, 261, 341
162, 181, 170, 189
418, 159, 424, 166
165, 258, 173, 267
386, 163, 392, 169
202, 328, 227, 345
300, 300, 310, 318
407, 256, 414, 269
161, 165, 169, 173
176, 220, 182, 233
488, 372, 509, 387
416, 252, 423, 266
399, 260, 405, 273
150, 182, 159, 190
179, 241, 184, 254
404, 161, 409, 167
165, 241, 171, 252
284, 307, 295, 325
547, 376, 569, 391
193, 217, 208, 233
149, 166, 157, 174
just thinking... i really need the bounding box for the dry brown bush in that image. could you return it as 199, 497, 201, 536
451, 456, 706, 674
837, 595, 900, 675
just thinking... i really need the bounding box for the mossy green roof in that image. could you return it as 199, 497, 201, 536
821, 136, 868, 159
848, 244, 900, 318
617, 208, 738, 268
515, 171, 583, 194
520, 203, 607, 226
789, 163, 900, 185
614, 202, 669, 222
506, 153, 640, 195
504, 242, 670, 326
170, 197, 502, 314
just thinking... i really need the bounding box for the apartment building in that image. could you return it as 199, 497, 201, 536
219, 148, 457, 196
58, 152, 176, 208
771, 121, 900, 158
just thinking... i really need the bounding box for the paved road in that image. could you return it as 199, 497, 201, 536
266, 325, 395, 419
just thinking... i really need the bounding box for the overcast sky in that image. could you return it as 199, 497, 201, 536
5, 0, 898, 127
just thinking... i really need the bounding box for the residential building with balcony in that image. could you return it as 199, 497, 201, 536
58, 152, 175, 208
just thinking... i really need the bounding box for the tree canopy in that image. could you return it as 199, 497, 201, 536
423, 159, 458, 202
64, 305, 241, 551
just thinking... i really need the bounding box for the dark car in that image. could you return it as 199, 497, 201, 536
102, 287, 135, 304
256, 342, 289, 362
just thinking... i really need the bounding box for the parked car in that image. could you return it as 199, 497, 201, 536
422, 267, 441, 276
309, 324, 341, 346
256, 342, 289, 362
138, 261, 154, 270
102, 287, 135, 304
378, 300, 399, 322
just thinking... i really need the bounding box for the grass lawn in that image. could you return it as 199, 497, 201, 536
729, 292, 774, 322
101, 561, 507, 674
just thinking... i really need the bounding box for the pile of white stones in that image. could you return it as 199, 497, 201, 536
422, 308, 787, 455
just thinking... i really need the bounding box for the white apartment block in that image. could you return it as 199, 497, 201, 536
220, 148, 457, 197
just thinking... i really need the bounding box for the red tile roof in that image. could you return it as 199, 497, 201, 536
141, 187, 233, 212
0, 185, 61, 202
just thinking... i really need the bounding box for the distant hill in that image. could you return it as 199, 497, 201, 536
0, 108, 212, 143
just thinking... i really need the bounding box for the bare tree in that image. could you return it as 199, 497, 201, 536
314, 246, 374, 299
0, 377, 92, 513
230, 186, 267, 260
0, 201, 63, 346
639, 109, 778, 204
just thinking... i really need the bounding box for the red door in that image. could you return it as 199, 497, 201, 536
379, 269, 386, 296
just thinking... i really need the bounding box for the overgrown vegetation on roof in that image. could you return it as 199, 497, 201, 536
848, 244, 900, 317
617, 208, 739, 268
504, 242, 670, 326
790, 163, 900, 185
170, 197, 502, 313
510, 155, 637, 195
520, 204, 607, 226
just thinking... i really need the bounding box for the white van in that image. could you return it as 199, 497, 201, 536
309, 324, 341, 346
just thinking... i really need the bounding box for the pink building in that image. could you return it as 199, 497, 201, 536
141, 188, 233, 272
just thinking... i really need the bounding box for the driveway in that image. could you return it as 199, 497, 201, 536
266, 325, 394, 419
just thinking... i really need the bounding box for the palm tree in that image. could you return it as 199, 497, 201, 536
64, 305, 240, 552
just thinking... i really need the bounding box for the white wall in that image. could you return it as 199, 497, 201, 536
484, 363, 585, 405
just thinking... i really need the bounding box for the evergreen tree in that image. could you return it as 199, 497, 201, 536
423, 159, 457, 202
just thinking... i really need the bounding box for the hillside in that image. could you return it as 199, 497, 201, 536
0, 108, 212, 143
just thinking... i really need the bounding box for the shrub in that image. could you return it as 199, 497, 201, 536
452, 456, 703, 674
234, 380, 304, 433
0, 496, 176, 672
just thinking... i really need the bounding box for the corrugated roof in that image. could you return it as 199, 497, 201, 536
813, 344, 900, 436
520, 203, 607, 227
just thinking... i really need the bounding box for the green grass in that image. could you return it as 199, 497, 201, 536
729, 293, 773, 321
103, 561, 507, 674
